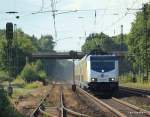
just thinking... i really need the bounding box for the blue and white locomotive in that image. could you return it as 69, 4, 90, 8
75, 54, 119, 95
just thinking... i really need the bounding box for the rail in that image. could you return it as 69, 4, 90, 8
119, 86, 150, 98
30, 88, 51, 117
30, 84, 89, 117
60, 86, 90, 117
112, 97, 150, 116
77, 87, 150, 117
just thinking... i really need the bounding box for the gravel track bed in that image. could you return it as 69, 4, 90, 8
117, 89, 150, 111
44, 85, 61, 117
63, 86, 110, 117
101, 98, 148, 117
13, 86, 50, 116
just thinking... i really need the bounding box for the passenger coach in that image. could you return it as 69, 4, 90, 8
75, 54, 119, 95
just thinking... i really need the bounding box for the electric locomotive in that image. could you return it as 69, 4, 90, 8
75, 54, 119, 95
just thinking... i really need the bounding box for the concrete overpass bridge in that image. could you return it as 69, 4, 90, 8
30, 52, 85, 59
30, 51, 128, 60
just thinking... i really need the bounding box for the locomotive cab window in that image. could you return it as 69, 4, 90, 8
91, 61, 115, 73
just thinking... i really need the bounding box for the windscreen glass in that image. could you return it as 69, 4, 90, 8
91, 61, 115, 72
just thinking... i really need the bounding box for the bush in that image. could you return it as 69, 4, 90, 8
0, 71, 10, 82
35, 60, 44, 72
38, 71, 47, 83
119, 74, 150, 89
20, 62, 47, 84
12, 77, 25, 87
0, 85, 23, 117
20, 63, 39, 82
24, 82, 42, 89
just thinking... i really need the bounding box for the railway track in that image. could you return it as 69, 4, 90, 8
77, 87, 150, 117
60, 85, 91, 117
30, 84, 150, 117
30, 84, 90, 117
119, 86, 150, 98
62, 85, 108, 117
29, 88, 51, 117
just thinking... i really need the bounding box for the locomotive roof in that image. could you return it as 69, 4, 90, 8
82, 54, 118, 61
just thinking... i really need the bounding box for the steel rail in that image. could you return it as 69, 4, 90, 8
60, 88, 64, 117
30, 84, 56, 117
77, 87, 126, 117
112, 97, 150, 116
30, 89, 51, 117
39, 106, 58, 117
119, 86, 150, 98
120, 86, 150, 93
63, 106, 90, 117
60, 86, 90, 117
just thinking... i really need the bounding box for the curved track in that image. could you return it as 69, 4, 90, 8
77, 87, 150, 117
30, 84, 150, 117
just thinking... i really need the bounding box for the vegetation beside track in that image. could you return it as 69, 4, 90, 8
121, 96, 150, 111
119, 74, 150, 90
0, 85, 24, 117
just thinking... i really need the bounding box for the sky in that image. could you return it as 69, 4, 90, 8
0, 0, 149, 51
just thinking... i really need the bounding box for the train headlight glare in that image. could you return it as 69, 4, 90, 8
109, 78, 115, 81
92, 78, 95, 81
91, 78, 97, 82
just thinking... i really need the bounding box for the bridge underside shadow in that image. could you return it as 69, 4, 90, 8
29, 51, 127, 60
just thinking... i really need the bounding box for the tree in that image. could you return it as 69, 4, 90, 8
20, 61, 47, 83
82, 32, 126, 53
127, 4, 150, 75
0, 29, 38, 77
38, 35, 55, 52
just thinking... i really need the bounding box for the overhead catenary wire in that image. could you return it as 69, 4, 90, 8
1, 0, 145, 43
51, 0, 58, 40
31, 8, 116, 15
102, 0, 143, 34
100, 0, 112, 32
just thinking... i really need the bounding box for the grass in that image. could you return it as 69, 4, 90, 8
0, 85, 24, 117
24, 81, 43, 89
12, 87, 29, 98
120, 82, 150, 90
12, 77, 25, 88
12, 77, 25, 85
119, 74, 150, 90
11, 78, 43, 98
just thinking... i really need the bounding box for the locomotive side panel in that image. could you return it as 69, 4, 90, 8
75, 57, 89, 88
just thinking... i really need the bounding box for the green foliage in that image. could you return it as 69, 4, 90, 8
24, 82, 42, 89
0, 28, 56, 82
82, 32, 127, 53
20, 60, 47, 83
12, 77, 25, 87
20, 63, 38, 82
0, 85, 23, 117
127, 4, 150, 73
82, 32, 129, 74
0, 71, 10, 82
38, 71, 47, 82
0, 29, 38, 77
120, 73, 150, 89
38, 35, 55, 52
35, 60, 44, 72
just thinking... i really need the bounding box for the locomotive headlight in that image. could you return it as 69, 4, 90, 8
91, 78, 97, 82
109, 78, 115, 82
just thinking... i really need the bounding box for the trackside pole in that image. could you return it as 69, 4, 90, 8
72, 59, 76, 92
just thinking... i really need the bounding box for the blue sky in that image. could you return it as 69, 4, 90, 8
0, 0, 148, 51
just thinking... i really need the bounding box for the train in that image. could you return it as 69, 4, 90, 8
75, 54, 119, 96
